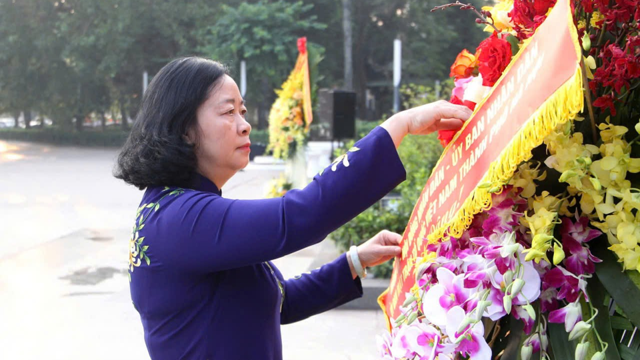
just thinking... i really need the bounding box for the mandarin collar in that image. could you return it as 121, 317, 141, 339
193, 173, 222, 196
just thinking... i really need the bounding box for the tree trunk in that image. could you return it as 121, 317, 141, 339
342, 0, 353, 91
24, 110, 31, 130
120, 101, 128, 131
100, 112, 107, 131
258, 77, 270, 130
13, 112, 20, 128
75, 114, 84, 132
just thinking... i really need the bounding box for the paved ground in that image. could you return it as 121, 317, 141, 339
0, 140, 386, 360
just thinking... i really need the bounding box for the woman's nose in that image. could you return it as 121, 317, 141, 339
238, 116, 251, 136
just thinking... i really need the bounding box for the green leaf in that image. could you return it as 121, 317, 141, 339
146, 203, 155, 208
506, 34, 521, 56
610, 316, 634, 330
142, 245, 149, 251
619, 344, 640, 360
154, 204, 160, 211
587, 276, 622, 359
144, 255, 150, 266
137, 236, 145, 244
548, 323, 576, 359
593, 240, 640, 328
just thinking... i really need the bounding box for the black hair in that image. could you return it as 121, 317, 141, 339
114, 57, 228, 190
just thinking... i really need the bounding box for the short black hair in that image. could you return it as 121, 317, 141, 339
114, 57, 228, 190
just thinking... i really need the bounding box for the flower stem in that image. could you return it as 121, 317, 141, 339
580, 59, 598, 144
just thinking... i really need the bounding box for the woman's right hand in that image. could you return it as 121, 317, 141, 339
381, 100, 473, 148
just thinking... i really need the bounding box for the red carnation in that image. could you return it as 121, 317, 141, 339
475, 33, 513, 87
509, 0, 556, 39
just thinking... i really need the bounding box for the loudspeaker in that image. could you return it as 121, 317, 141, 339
312, 89, 356, 140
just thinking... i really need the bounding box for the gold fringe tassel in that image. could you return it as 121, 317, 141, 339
427, 65, 584, 244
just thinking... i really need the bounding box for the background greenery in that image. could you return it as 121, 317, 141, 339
0, 0, 485, 133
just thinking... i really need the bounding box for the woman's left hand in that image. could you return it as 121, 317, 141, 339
346, 230, 402, 278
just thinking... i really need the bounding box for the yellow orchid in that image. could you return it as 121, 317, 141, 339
590, 11, 605, 29
577, 20, 587, 31
510, 162, 546, 198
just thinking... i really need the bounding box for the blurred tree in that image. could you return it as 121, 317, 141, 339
199, 0, 326, 129
0, 0, 485, 132
0, 0, 62, 129
303, 0, 486, 118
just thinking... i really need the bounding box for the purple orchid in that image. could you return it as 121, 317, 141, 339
390, 324, 414, 359
560, 217, 602, 275
376, 331, 395, 360
543, 266, 588, 303
444, 306, 492, 360
513, 305, 536, 334
404, 322, 442, 360
422, 267, 474, 326
548, 301, 583, 332
539, 285, 559, 313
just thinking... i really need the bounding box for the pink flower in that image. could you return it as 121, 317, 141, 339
445, 306, 492, 360
543, 266, 587, 302
376, 331, 395, 360
390, 325, 414, 359
422, 267, 473, 326
513, 305, 536, 334
405, 322, 442, 360
562, 237, 602, 275
452, 76, 475, 101
548, 301, 583, 332
539, 285, 559, 313
560, 217, 602, 275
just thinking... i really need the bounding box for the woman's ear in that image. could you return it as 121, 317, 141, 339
183, 127, 197, 146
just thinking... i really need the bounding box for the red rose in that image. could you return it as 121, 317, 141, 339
475, 33, 513, 87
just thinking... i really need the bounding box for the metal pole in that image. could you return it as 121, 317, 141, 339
240, 61, 247, 98
143, 71, 148, 94
393, 39, 402, 113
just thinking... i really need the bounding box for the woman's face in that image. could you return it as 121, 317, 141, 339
191, 75, 251, 183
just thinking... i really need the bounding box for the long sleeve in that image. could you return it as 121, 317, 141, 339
149, 126, 406, 273
280, 254, 361, 324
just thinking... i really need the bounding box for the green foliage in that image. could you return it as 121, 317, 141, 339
592, 243, 640, 328
0, 128, 129, 147
401, 79, 455, 109
200, 1, 326, 117
250, 129, 269, 145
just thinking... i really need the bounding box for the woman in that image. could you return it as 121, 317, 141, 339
114, 57, 470, 359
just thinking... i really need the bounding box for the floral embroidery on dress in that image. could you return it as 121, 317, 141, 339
319, 146, 360, 175
128, 187, 185, 281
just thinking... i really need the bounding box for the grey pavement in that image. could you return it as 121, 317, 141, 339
0, 140, 386, 360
